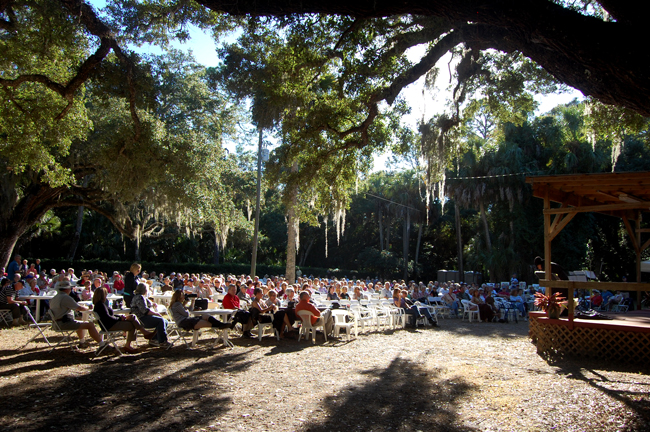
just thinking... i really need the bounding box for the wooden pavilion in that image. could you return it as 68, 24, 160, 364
525, 171, 650, 363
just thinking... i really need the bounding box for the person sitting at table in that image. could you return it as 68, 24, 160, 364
130, 283, 170, 348
169, 290, 229, 332
93, 287, 155, 354
157, 277, 172, 293
295, 290, 333, 336
352, 286, 364, 301
0, 278, 29, 326
123, 263, 142, 308
236, 282, 252, 305
93, 276, 107, 293
251, 287, 291, 338
112, 273, 125, 294
18, 276, 39, 303
50, 281, 105, 348
223, 283, 254, 337
80, 280, 93, 301
326, 285, 340, 302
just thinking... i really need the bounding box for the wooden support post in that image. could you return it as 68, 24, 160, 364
637, 213, 642, 306
567, 286, 574, 329
544, 187, 552, 297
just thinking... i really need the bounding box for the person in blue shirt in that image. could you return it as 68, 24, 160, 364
6, 255, 21, 281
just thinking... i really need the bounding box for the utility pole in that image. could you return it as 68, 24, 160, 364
250, 127, 263, 278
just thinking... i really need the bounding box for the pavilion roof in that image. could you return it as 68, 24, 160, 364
525, 171, 650, 219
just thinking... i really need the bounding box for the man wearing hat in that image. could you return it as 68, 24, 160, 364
591, 290, 603, 309
49, 281, 104, 347
0, 278, 28, 326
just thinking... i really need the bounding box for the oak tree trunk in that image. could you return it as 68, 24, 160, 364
285, 162, 299, 284
378, 206, 384, 251
402, 210, 410, 280
67, 206, 85, 261
455, 202, 464, 282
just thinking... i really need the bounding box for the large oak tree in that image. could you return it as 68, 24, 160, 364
194, 0, 650, 117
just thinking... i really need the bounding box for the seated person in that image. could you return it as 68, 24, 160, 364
326, 285, 340, 301
339, 286, 350, 300
236, 282, 252, 305
352, 286, 364, 301
169, 290, 229, 332
471, 289, 496, 322
0, 279, 29, 326
50, 281, 104, 347
159, 277, 173, 293
394, 289, 436, 328
93, 287, 154, 354
223, 284, 254, 338
284, 287, 297, 305
606, 291, 624, 310
251, 288, 292, 338
80, 280, 93, 301
295, 290, 333, 336
380, 282, 392, 299
590, 290, 603, 308
17, 277, 39, 308
130, 283, 170, 348
268, 289, 295, 332
509, 289, 527, 319
442, 289, 460, 317
459, 285, 471, 301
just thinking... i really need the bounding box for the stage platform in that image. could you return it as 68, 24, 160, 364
529, 310, 650, 363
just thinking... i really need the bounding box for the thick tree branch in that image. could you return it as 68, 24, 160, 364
51, 199, 137, 238
196, 0, 650, 117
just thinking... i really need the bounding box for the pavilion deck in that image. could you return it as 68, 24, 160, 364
529, 310, 650, 364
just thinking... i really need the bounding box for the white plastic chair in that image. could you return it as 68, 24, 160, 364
349, 304, 374, 333
333, 310, 357, 340
429, 297, 451, 319
92, 311, 124, 356
297, 310, 327, 343
460, 300, 480, 322
370, 303, 391, 330
254, 313, 279, 341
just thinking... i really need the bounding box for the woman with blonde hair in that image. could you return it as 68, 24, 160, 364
93, 287, 155, 353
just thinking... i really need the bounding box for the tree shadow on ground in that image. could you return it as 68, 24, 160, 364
0, 347, 259, 432
438, 320, 529, 339
553, 360, 650, 429
304, 357, 476, 432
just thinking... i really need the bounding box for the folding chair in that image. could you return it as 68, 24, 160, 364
0, 309, 12, 327
92, 312, 124, 356
48, 310, 76, 351
166, 306, 194, 349
20, 308, 52, 350
297, 310, 327, 343
429, 297, 451, 319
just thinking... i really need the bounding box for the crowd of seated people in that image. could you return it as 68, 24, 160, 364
3, 254, 556, 353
